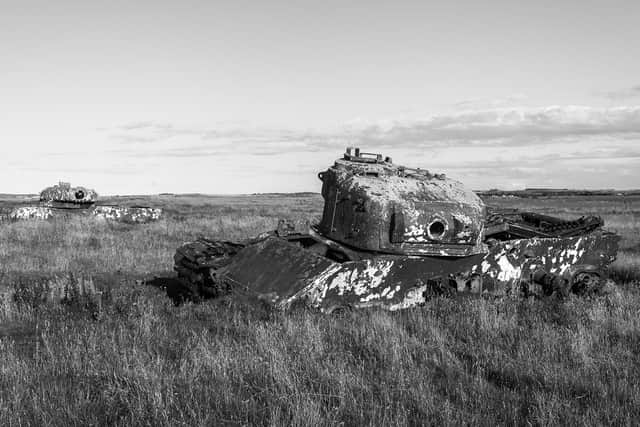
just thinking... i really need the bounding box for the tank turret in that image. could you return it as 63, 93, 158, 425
317, 148, 486, 257
39, 182, 98, 208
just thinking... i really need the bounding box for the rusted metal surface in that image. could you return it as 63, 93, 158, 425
317, 148, 486, 257
173, 238, 246, 298
167, 148, 621, 311
222, 237, 337, 304
219, 238, 484, 311
477, 231, 619, 296
486, 208, 605, 239
206, 230, 618, 312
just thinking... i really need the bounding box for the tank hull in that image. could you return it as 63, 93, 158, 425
172, 226, 620, 311
5, 205, 162, 224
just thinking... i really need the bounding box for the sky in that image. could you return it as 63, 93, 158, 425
1, 0, 639, 194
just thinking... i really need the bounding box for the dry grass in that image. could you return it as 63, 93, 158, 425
0, 194, 639, 425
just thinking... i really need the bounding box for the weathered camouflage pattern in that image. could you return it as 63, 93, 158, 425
5, 206, 163, 223
9, 206, 55, 220
92, 206, 163, 224
40, 182, 98, 208
4, 205, 162, 223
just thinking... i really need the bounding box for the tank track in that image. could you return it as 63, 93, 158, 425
171, 220, 320, 299
173, 239, 246, 298
485, 208, 604, 239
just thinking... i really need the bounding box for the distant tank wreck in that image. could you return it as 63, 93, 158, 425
8, 182, 162, 224
169, 148, 619, 311
40, 182, 98, 208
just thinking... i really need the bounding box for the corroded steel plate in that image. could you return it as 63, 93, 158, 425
220, 231, 619, 312
223, 237, 484, 311
476, 231, 619, 295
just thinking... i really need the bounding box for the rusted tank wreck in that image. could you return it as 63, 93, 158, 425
173, 148, 619, 312
8, 182, 162, 224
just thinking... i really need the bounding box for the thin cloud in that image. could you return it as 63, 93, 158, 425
105, 105, 640, 160
118, 121, 157, 131
344, 106, 640, 146
108, 122, 204, 144
452, 94, 527, 110
109, 134, 162, 144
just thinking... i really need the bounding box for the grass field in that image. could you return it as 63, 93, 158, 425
0, 194, 639, 425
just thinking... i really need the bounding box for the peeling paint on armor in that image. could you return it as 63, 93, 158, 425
388, 286, 428, 311
9, 206, 54, 220
92, 206, 162, 223
316, 151, 486, 257
495, 253, 522, 282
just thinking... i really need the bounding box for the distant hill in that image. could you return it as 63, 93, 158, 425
250, 192, 320, 197
476, 188, 640, 198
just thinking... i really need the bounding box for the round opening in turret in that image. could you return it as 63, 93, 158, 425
428, 220, 446, 240
75, 190, 85, 200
